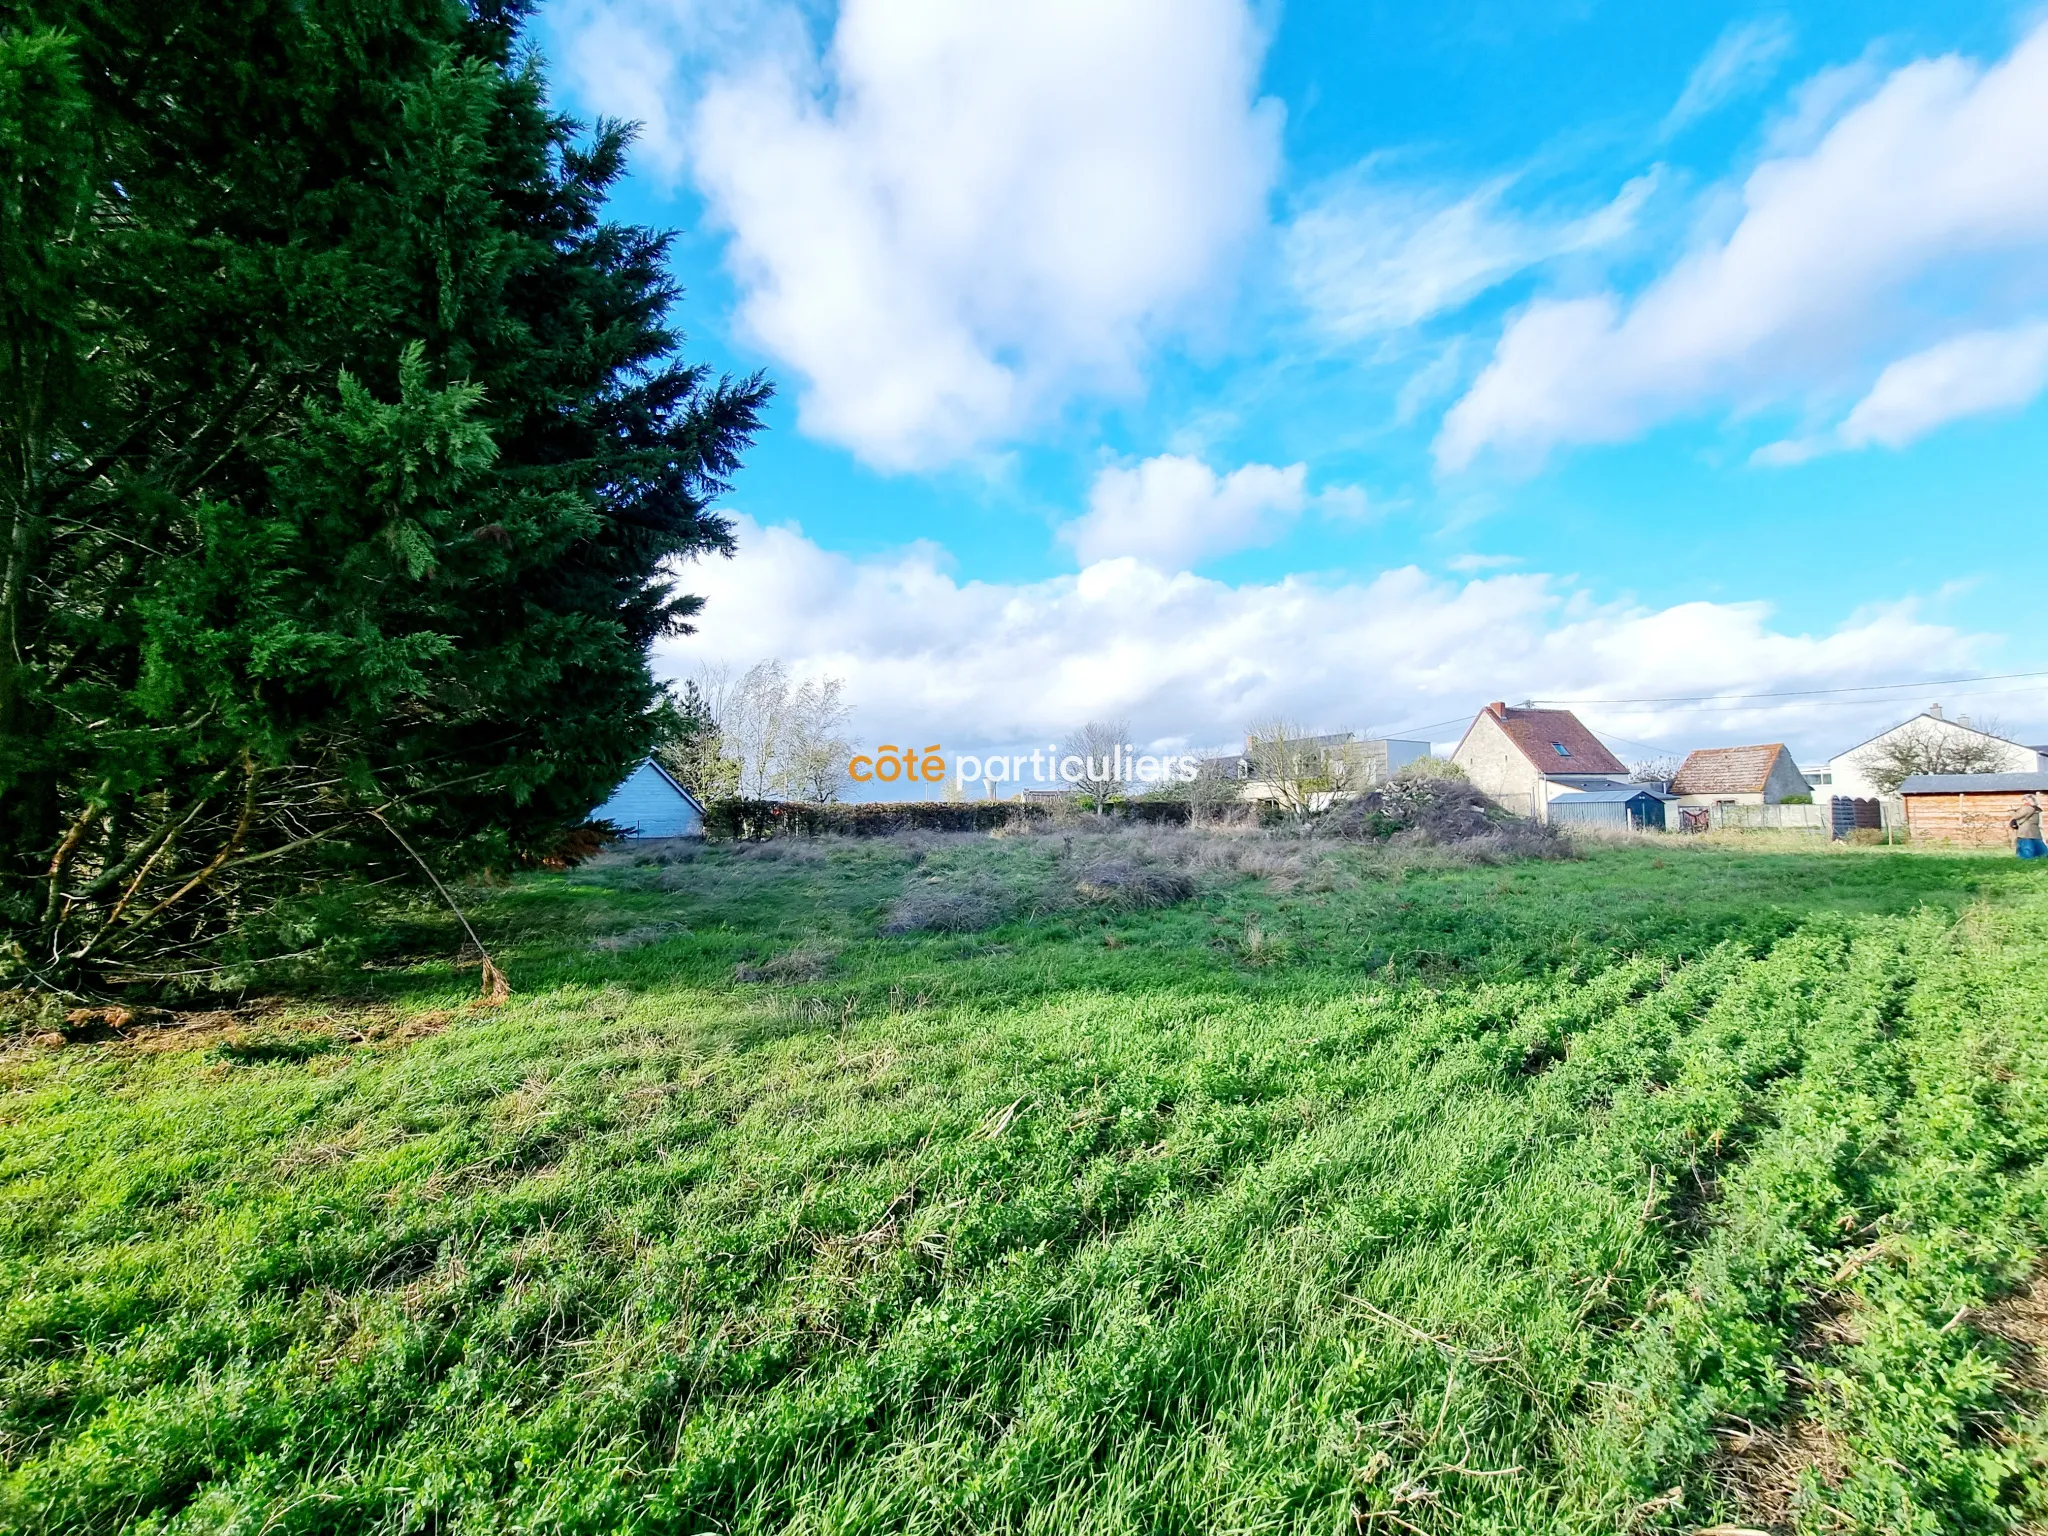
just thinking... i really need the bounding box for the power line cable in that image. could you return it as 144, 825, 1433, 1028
1529, 667, 2048, 708
1377, 714, 1479, 740
1378, 669, 2048, 746
1575, 681, 2048, 717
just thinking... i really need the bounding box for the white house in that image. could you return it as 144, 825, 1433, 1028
1451, 702, 1629, 821
1824, 705, 2045, 802
592, 758, 706, 839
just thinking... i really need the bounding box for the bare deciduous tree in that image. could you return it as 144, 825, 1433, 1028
1861, 720, 2019, 794
781, 675, 856, 803
1244, 720, 1354, 823
1188, 754, 1246, 824
717, 661, 790, 799
689, 660, 858, 802
1062, 719, 1131, 813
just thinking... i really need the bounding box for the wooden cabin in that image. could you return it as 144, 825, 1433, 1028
592, 759, 707, 839
1897, 772, 2048, 846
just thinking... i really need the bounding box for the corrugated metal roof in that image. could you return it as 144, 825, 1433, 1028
1669, 743, 1791, 795
1551, 787, 1672, 803
1897, 773, 2048, 794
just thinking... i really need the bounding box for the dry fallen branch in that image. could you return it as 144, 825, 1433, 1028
370, 810, 509, 1005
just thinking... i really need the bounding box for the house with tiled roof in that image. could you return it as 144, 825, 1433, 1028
1667, 743, 1810, 808
1451, 702, 1629, 822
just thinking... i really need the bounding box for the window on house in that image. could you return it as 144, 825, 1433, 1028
1551, 742, 1571, 757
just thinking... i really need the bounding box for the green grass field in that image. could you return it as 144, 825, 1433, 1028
6, 830, 2048, 1534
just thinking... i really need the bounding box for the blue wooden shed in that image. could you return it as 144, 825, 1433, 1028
1545, 785, 1671, 831
592, 759, 706, 839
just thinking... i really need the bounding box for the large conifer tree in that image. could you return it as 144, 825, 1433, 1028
0, 0, 768, 988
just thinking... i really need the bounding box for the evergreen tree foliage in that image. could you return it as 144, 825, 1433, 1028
652, 681, 740, 802
0, 0, 769, 989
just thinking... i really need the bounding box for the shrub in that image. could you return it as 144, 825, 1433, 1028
706, 800, 1048, 840
1073, 860, 1198, 910
880, 884, 1016, 935
734, 946, 837, 982
703, 798, 1196, 840
1393, 754, 1468, 782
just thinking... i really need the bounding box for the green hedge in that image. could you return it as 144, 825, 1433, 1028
700, 798, 1193, 840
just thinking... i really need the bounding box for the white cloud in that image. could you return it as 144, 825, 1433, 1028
1395, 339, 1469, 424
1315, 484, 1374, 522
1059, 456, 1308, 569
1758, 54, 1885, 158
1756, 319, 2048, 462
556, 7, 690, 179
1837, 321, 2048, 447
1439, 21, 2048, 471
673, 0, 1281, 469
666, 517, 1987, 757
1285, 170, 1656, 339
549, 0, 794, 182
1664, 16, 1796, 134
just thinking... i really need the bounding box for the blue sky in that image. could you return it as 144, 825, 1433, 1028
537, 0, 2048, 764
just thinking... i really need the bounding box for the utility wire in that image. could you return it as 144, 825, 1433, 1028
1376, 714, 1479, 741
1529, 667, 2048, 708
1377, 669, 2048, 745
1574, 681, 2048, 717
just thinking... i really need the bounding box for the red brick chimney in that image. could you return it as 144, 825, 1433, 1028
1486, 701, 1507, 718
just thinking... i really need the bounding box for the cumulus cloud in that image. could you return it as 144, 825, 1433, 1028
677, 0, 1281, 469
1758, 320, 2048, 462
1285, 170, 1656, 339
1059, 455, 1308, 569
1664, 15, 1796, 134
1838, 321, 2048, 447
1439, 21, 2048, 471
666, 517, 1985, 756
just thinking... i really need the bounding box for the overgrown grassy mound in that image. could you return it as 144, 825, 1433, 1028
4, 831, 2048, 1533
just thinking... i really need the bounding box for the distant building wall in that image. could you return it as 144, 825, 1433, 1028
1828, 716, 2039, 801
1387, 739, 1430, 774
1764, 750, 1812, 804
1452, 712, 1544, 816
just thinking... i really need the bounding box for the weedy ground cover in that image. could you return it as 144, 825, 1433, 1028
4, 828, 2048, 1533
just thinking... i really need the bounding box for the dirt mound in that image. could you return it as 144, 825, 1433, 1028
1322, 777, 1570, 859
